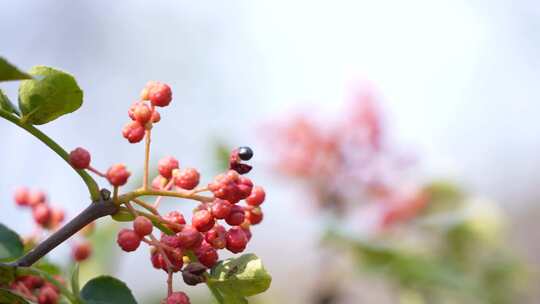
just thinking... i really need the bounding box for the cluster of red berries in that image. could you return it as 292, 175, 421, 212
122, 81, 171, 143
14, 188, 64, 230
115, 154, 266, 277
6, 275, 65, 304
66, 82, 267, 303
13, 188, 93, 264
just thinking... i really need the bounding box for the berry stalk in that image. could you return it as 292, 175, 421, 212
143, 129, 152, 190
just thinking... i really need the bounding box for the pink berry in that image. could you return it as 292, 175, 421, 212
237, 176, 254, 199
38, 285, 59, 304
133, 216, 153, 237
151, 110, 161, 123
166, 291, 191, 304
106, 164, 131, 186
225, 205, 245, 226
117, 229, 141, 252
195, 241, 218, 268
205, 224, 227, 249
69, 147, 91, 169
150, 248, 166, 269
49, 207, 65, 228
173, 168, 200, 190
245, 206, 264, 225
161, 233, 182, 248
122, 121, 146, 143
151, 247, 183, 272
211, 199, 232, 219
28, 190, 47, 207
177, 226, 203, 249
19, 275, 44, 289
246, 186, 266, 206
33, 204, 51, 227
158, 156, 179, 179
226, 227, 248, 253
129, 102, 153, 124
242, 226, 252, 241
151, 175, 168, 190
192, 210, 215, 232
72, 242, 92, 262
163, 211, 186, 233
146, 81, 172, 107
14, 187, 30, 207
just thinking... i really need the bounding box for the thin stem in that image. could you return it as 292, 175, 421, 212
153, 179, 175, 209
87, 165, 106, 178
16, 267, 82, 304
132, 198, 159, 215
148, 234, 174, 297
0, 109, 100, 201
143, 129, 152, 190
113, 186, 119, 203
120, 189, 213, 204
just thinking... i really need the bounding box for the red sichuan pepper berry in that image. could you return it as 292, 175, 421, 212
133, 216, 153, 237
192, 210, 215, 232
158, 156, 179, 178
122, 121, 146, 143
166, 291, 191, 304
163, 211, 186, 233
226, 226, 248, 253
177, 226, 203, 249
211, 199, 232, 219
14, 187, 30, 207
151, 110, 161, 123
38, 285, 59, 304
28, 190, 47, 207
246, 186, 266, 206
145, 81, 172, 107
72, 241, 92, 262
205, 224, 227, 249
173, 168, 200, 190
225, 204, 245, 226
195, 241, 219, 268
69, 147, 91, 169
129, 102, 153, 124
106, 164, 131, 186
117, 229, 141, 252
33, 204, 51, 227
245, 206, 264, 225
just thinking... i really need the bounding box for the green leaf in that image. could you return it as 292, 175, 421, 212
0, 223, 24, 262
209, 253, 271, 298
18, 65, 83, 125
0, 57, 32, 82
81, 276, 137, 304
0, 263, 17, 285
111, 209, 135, 222
0, 288, 30, 304
0, 89, 20, 115
71, 264, 81, 299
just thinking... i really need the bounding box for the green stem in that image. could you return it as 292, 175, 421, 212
0, 109, 100, 201
16, 267, 82, 304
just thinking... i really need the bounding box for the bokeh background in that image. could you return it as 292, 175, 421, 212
1, 1, 540, 303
